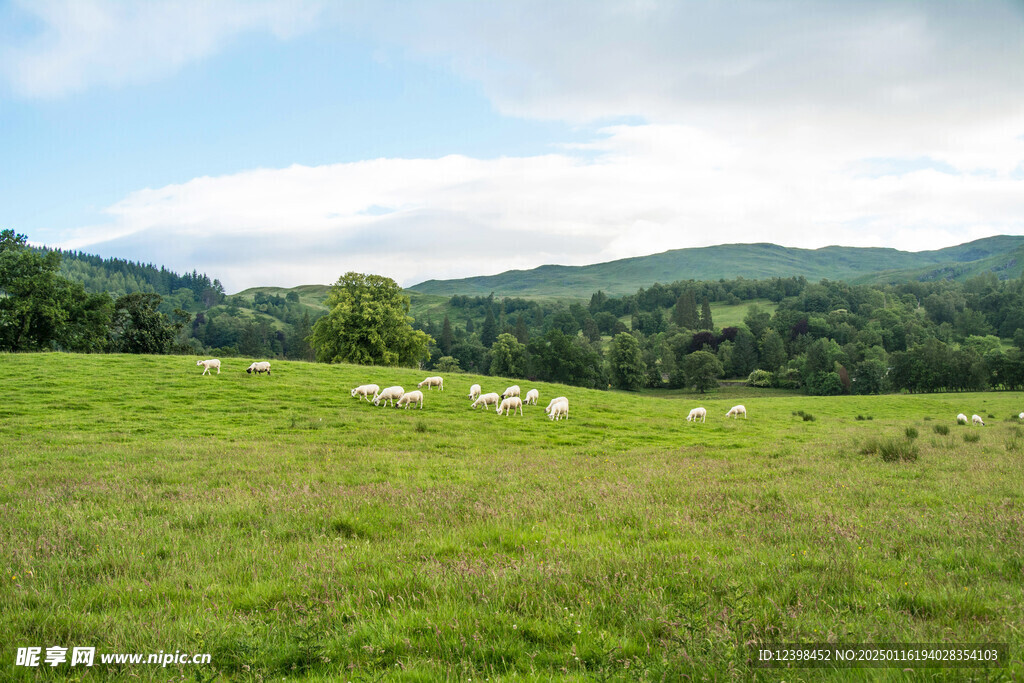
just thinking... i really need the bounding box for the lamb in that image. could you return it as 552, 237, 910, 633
471, 392, 500, 410
246, 361, 271, 375
502, 385, 521, 399
417, 376, 444, 391
496, 396, 523, 417
350, 384, 380, 402
397, 390, 424, 409
956, 413, 969, 425
725, 405, 747, 419
524, 389, 539, 405
196, 359, 220, 375
373, 386, 404, 407
972, 414, 985, 426
468, 384, 482, 400
686, 407, 707, 423
545, 397, 569, 421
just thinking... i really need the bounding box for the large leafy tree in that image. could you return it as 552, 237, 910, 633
489, 332, 527, 377
0, 230, 112, 352
609, 332, 647, 391
309, 272, 432, 366
681, 350, 723, 393
110, 292, 191, 354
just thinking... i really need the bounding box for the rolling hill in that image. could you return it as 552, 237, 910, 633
408, 235, 1024, 298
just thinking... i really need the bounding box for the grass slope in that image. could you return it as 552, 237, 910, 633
2, 353, 1023, 680
408, 236, 1024, 298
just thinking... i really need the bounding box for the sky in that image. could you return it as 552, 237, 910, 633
2, 0, 1023, 293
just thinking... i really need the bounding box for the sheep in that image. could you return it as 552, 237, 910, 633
1019, 412, 1023, 420
417, 376, 444, 391
956, 413, 969, 425
246, 361, 271, 375
397, 390, 424, 409
496, 396, 523, 417
468, 384, 482, 400
373, 386, 404, 407
196, 359, 220, 375
545, 397, 569, 421
972, 414, 985, 426
524, 388, 539, 405
502, 385, 521, 399
471, 392, 500, 410
350, 384, 380, 402
725, 404, 747, 419
686, 407, 707, 423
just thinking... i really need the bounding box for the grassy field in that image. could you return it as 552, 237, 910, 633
2, 353, 1023, 681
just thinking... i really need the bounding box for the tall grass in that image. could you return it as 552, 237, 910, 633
1, 353, 1023, 680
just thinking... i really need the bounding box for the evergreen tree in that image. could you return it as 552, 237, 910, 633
481, 307, 498, 347
759, 328, 787, 370
514, 313, 529, 343
440, 315, 454, 356
699, 296, 713, 330
672, 290, 700, 329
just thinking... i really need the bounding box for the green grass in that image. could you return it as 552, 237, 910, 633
2, 353, 1023, 680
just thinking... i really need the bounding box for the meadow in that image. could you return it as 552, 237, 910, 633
1, 353, 1023, 681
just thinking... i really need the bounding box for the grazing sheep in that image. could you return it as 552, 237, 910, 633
972, 414, 985, 426
686, 407, 707, 423
350, 384, 380, 402
471, 392, 500, 410
502, 385, 521, 399
725, 405, 746, 419
545, 397, 569, 421
373, 386, 404, 407
397, 390, 424, 409
956, 413, 969, 425
496, 396, 523, 417
246, 361, 271, 375
524, 388, 539, 405
196, 359, 221, 375
1019, 412, 1023, 420
468, 384, 482, 400
417, 376, 444, 391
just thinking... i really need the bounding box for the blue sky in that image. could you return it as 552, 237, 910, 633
2, 1, 1023, 292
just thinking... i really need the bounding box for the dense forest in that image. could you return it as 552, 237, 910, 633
7, 236, 1024, 395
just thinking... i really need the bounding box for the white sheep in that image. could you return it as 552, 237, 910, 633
972, 414, 985, 426
502, 385, 521, 399
373, 386, 404, 407
350, 384, 380, 402
246, 361, 271, 375
471, 392, 500, 410
397, 390, 424, 409
468, 384, 482, 400
497, 396, 523, 417
686, 407, 707, 423
196, 359, 220, 375
524, 388, 539, 405
1019, 412, 1023, 420
418, 376, 444, 391
725, 404, 747, 419
956, 413, 969, 425
545, 397, 569, 421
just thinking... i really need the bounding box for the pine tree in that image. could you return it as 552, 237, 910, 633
440, 315, 453, 356
514, 313, 529, 343
673, 290, 699, 329
699, 296, 713, 330
481, 307, 498, 347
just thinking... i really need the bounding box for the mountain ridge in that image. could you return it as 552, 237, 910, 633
408, 235, 1024, 298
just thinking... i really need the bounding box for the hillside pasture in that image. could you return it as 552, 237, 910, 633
1, 353, 1023, 680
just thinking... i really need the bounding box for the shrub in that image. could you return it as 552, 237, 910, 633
855, 414, 874, 421
964, 433, 981, 443
747, 369, 773, 387
905, 427, 919, 440
803, 413, 815, 422
879, 438, 919, 463
933, 424, 950, 436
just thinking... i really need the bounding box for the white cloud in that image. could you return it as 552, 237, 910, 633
1, 0, 324, 97
60, 124, 1024, 292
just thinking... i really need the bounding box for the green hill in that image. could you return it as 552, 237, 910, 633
409, 235, 1024, 298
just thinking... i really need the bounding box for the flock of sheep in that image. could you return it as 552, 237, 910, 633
350, 378, 570, 420
685, 404, 747, 423
957, 412, 987, 426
